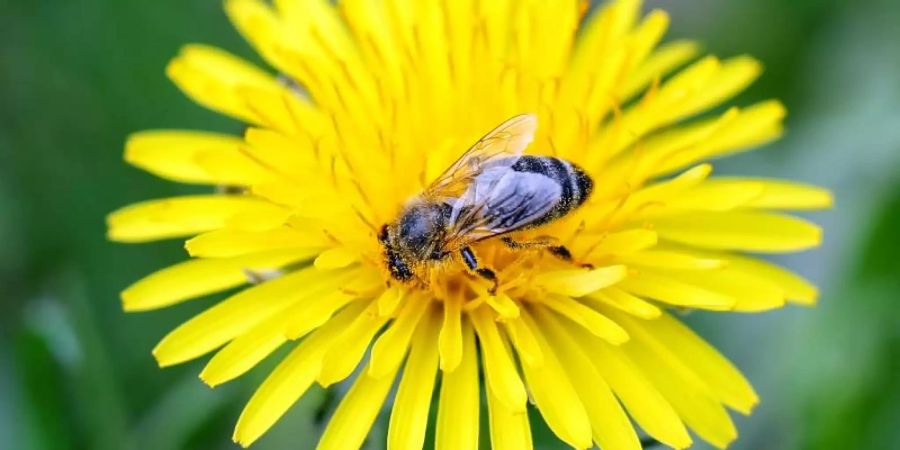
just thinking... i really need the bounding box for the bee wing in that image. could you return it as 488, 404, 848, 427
443, 167, 563, 251
424, 113, 538, 202
425, 114, 567, 252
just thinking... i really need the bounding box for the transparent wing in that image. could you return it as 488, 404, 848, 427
444, 170, 562, 250
424, 113, 538, 202
420, 114, 556, 252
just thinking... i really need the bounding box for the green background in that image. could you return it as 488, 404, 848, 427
1, 0, 898, 449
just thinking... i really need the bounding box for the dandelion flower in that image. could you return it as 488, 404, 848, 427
110, 0, 831, 449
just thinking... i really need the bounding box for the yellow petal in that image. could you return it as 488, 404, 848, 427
502, 315, 544, 368
338, 0, 408, 103
282, 292, 370, 342
470, 307, 527, 412
435, 319, 480, 450
713, 178, 834, 210
200, 290, 355, 386
541, 295, 629, 344
666, 55, 762, 124
486, 292, 520, 320
533, 265, 627, 297
314, 246, 360, 270
124, 130, 270, 185
647, 55, 722, 120
486, 387, 533, 450
199, 315, 286, 387
561, 0, 642, 124
722, 253, 818, 304
517, 309, 593, 449
617, 164, 713, 219
121, 249, 310, 311
622, 40, 700, 99
369, 295, 430, 378
672, 267, 786, 312
617, 271, 736, 310
317, 363, 399, 450
273, 0, 371, 107
618, 311, 758, 414
438, 297, 463, 372
595, 110, 727, 189
590, 229, 657, 256
235, 84, 310, 135
516, 0, 583, 78
318, 301, 388, 386
619, 250, 725, 270
593, 164, 713, 226
387, 306, 441, 450
233, 302, 367, 447
376, 285, 405, 317
653, 210, 822, 252
616, 8, 670, 88
614, 314, 738, 448
193, 149, 275, 186
242, 128, 320, 179
224, 202, 293, 232
535, 307, 641, 450
107, 195, 281, 243
152, 267, 352, 366
585, 287, 662, 319
568, 325, 692, 449
166, 44, 281, 123
186, 226, 328, 258
590, 57, 724, 161
573, 0, 640, 69
652, 100, 786, 176
605, 101, 784, 181
224, 0, 283, 68
658, 180, 766, 213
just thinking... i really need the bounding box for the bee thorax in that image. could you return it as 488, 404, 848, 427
396, 203, 447, 258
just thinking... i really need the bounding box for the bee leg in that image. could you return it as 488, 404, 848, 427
500, 236, 556, 249
547, 245, 573, 260
547, 246, 594, 269
476, 268, 499, 295
460, 247, 500, 294
501, 237, 593, 269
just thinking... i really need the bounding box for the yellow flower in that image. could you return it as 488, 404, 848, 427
109, 0, 831, 449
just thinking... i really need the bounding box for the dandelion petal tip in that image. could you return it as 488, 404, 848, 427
150, 346, 168, 368
198, 370, 219, 388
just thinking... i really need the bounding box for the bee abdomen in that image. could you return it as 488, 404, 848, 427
510, 155, 593, 224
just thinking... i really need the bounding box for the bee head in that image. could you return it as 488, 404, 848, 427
379, 202, 448, 282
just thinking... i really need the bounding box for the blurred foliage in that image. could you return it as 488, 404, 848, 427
795, 180, 900, 450
1, 0, 898, 449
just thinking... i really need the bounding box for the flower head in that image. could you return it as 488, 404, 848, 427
110, 0, 830, 448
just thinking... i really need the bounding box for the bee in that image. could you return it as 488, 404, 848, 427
379, 113, 593, 292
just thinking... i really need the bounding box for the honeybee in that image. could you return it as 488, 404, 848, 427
379, 114, 594, 292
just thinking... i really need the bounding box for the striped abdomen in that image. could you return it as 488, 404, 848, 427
508, 155, 593, 228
